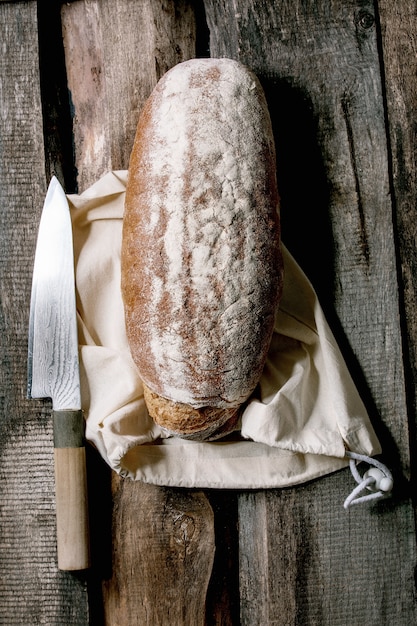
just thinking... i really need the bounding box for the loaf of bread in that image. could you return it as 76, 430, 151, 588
121, 58, 283, 440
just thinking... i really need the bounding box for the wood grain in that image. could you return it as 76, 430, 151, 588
204, 0, 417, 623
54, 445, 90, 571
102, 478, 215, 625
377, 0, 417, 489
61, 0, 197, 192
205, 0, 409, 461
60, 1, 218, 623
238, 474, 416, 625
1, 0, 416, 623
0, 2, 89, 623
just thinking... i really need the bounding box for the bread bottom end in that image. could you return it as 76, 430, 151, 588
143, 384, 242, 442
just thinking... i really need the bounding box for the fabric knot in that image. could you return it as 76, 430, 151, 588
344, 451, 393, 508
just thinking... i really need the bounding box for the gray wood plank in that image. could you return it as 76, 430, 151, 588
378, 0, 417, 481
204, 0, 417, 623
0, 2, 89, 624
239, 474, 416, 625
2, 1, 415, 623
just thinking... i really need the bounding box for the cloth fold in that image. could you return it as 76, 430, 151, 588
67, 170, 381, 489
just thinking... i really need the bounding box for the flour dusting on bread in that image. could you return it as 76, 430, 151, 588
121, 58, 283, 439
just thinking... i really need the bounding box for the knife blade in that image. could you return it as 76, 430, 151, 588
28, 176, 90, 571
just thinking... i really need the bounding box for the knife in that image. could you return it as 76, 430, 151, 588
27, 176, 90, 571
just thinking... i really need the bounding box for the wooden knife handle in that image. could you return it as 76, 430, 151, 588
53, 410, 90, 571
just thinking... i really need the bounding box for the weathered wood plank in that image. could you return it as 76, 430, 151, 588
205, 0, 409, 459
0, 1, 89, 623
102, 478, 215, 625
2, 1, 416, 624
239, 474, 416, 625
60, 2, 218, 623
61, 0, 197, 192
377, 0, 417, 487
204, 0, 417, 623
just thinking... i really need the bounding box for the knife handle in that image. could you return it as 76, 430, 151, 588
53, 410, 90, 571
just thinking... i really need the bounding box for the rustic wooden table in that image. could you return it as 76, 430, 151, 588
1, 1, 416, 624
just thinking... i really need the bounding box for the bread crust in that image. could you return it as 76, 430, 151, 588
143, 383, 242, 441
121, 58, 283, 440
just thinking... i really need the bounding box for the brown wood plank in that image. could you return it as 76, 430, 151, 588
0, 1, 89, 624
61, 0, 197, 192
204, 0, 417, 623
60, 2, 219, 624
102, 478, 215, 625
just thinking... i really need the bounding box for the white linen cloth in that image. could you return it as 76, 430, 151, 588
68, 170, 381, 489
